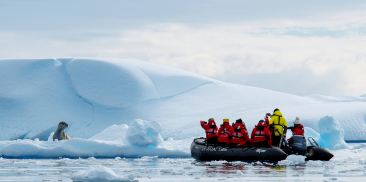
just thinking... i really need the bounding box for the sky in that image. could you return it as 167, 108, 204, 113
1, 0, 366, 96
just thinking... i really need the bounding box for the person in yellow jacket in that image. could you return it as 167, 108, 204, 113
269, 108, 288, 147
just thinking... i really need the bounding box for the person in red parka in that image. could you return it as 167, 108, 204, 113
200, 118, 218, 144
251, 120, 272, 147
288, 117, 304, 136
231, 118, 250, 147
218, 118, 234, 145
264, 113, 271, 127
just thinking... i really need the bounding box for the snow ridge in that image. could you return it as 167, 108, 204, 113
0, 58, 212, 140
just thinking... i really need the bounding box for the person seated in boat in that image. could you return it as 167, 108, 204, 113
231, 118, 250, 147
52, 121, 70, 141
269, 108, 288, 147
218, 118, 234, 145
232, 118, 248, 131
287, 117, 306, 154
200, 118, 218, 144
288, 117, 304, 136
251, 120, 272, 147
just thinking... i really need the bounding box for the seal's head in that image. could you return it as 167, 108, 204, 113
58, 121, 69, 130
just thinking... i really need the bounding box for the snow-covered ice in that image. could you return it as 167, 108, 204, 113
72, 165, 135, 182
0, 119, 189, 158
0, 58, 365, 158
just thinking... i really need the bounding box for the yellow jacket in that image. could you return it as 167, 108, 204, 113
269, 110, 288, 136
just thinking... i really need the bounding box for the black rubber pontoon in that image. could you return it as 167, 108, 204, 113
283, 136, 333, 161
304, 137, 333, 161
191, 138, 288, 162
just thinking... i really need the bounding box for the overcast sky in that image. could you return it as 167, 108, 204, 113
1, 0, 366, 96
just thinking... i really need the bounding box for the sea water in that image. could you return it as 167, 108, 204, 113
0, 145, 366, 181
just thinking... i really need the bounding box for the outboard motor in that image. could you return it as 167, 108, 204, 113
288, 136, 307, 155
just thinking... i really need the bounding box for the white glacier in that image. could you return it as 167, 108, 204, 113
0, 58, 366, 158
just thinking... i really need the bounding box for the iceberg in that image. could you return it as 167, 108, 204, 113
0, 58, 365, 158
318, 116, 348, 149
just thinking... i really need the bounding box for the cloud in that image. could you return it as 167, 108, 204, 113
1, 9, 366, 96
90, 23, 365, 96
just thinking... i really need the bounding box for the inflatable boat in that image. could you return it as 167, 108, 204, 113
283, 136, 334, 161
191, 137, 333, 162
191, 138, 288, 162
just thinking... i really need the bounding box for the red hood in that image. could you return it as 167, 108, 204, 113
208, 120, 216, 126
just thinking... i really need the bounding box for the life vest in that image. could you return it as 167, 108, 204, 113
292, 124, 304, 136
207, 128, 217, 134
219, 127, 230, 136
269, 110, 288, 136
233, 131, 244, 138
218, 124, 233, 144
200, 120, 218, 139
251, 123, 271, 146
253, 128, 266, 142
233, 123, 248, 137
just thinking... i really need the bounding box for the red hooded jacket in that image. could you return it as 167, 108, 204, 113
264, 113, 271, 128
218, 122, 234, 144
291, 124, 304, 136
200, 120, 218, 140
231, 122, 250, 146
251, 122, 272, 146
